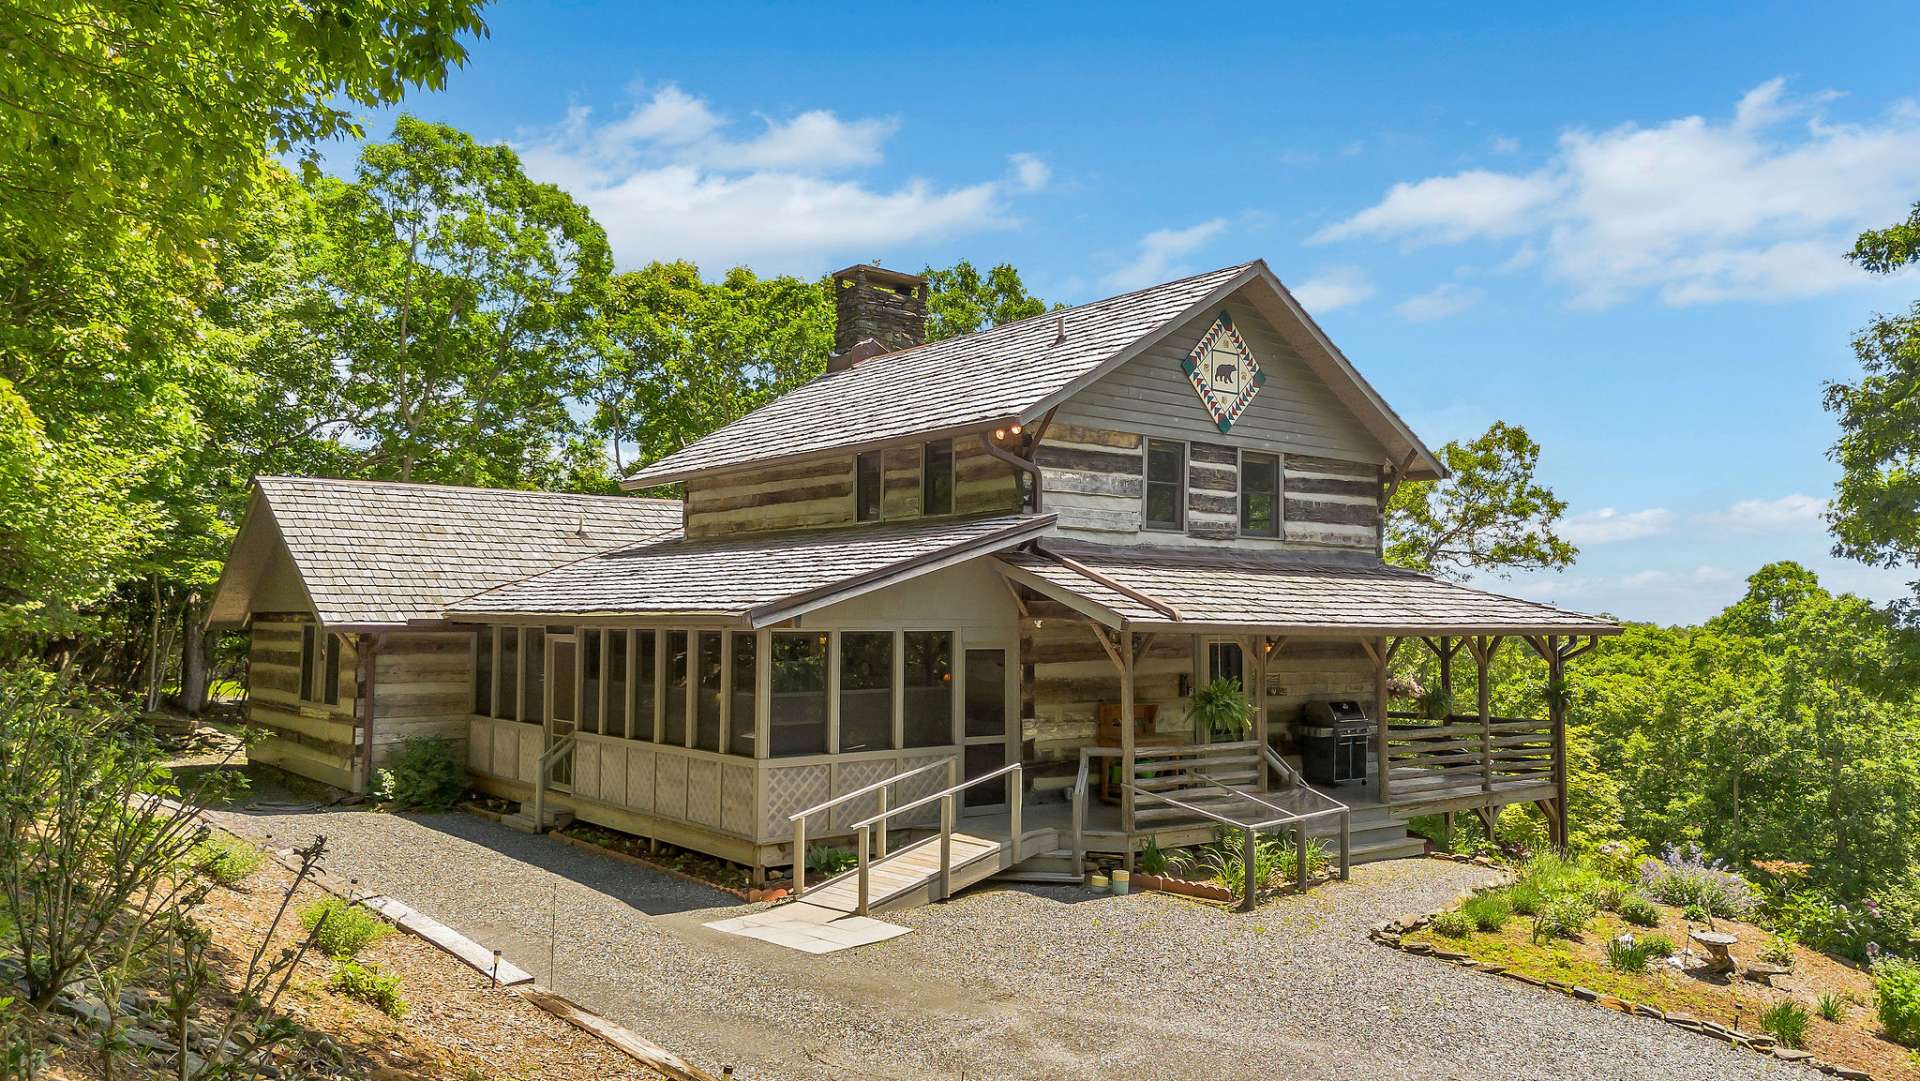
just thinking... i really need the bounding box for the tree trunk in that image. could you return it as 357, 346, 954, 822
144, 576, 163, 712
181, 592, 208, 716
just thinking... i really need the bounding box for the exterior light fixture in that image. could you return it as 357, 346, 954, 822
1010, 424, 1023, 435
994, 428, 1007, 440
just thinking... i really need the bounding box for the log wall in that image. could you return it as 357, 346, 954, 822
247, 619, 361, 791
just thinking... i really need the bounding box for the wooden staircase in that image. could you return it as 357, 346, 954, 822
801, 827, 1059, 914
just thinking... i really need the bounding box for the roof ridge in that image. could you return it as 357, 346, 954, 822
257, 475, 682, 507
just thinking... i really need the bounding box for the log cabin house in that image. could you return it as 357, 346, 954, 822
208, 260, 1617, 909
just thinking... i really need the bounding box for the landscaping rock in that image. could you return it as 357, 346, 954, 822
1571, 987, 1599, 1002
1773, 1048, 1813, 1062
1634, 1004, 1666, 1020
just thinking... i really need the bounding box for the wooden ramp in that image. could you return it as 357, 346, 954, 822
800, 827, 1059, 915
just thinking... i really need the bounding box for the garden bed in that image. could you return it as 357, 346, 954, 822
1376, 856, 1915, 1081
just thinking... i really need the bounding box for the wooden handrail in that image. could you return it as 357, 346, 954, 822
1123, 779, 1351, 912
846, 762, 1026, 916
788, 756, 957, 896
530, 735, 577, 836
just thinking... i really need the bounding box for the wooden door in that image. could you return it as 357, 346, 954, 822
546, 634, 577, 790
961, 647, 1014, 813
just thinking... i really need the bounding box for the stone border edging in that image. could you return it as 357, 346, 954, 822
1369, 903, 1872, 1080
1131, 872, 1234, 902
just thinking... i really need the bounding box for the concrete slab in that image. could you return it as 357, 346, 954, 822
703, 904, 912, 953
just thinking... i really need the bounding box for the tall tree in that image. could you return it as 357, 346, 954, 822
307, 117, 613, 487
1384, 421, 1577, 580
587, 262, 832, 474
920, 259, 1051, 341
1825, 202, 1920, 608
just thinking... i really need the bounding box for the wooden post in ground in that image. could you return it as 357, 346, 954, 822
1363, 637, 1391, 806
1547, 636, 1571, 853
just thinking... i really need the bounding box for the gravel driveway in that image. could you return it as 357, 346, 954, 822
208, 788, 1820, 1081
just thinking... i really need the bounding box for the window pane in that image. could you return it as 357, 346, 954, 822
922, 440, 954, 516
729, 633, 757, 757
695, 631, 722, 752
299, 625, 316, 701
1240, 453, 1279, 537
605, 630, 628, 739
522, 627, 545, 725
631, 631, 656, 741
1147, 440, 1184, 483
1145, 483, 1179, 528
1208, 642, 1245, 688
474, 627, 493, 715
663, 631, 688, 745
838, 632, 895, 753
499, 628, 519, 721
551, 638, 577, 724
581, 629, 601, 734
903, 632, 953, 746
769, 633, 827, 757
1145, 440, 1184, 529
323, 635, 341, 705
964, 648, 1007, 738
856, 452, 882, 521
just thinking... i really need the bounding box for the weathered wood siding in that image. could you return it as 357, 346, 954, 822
683, 437, 1021, 538
371, 631, 474, 762
1036, 422, 1380, 551
247, 619, 360, 791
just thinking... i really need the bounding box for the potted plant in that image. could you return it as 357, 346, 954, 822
1185, 677, 1256, 742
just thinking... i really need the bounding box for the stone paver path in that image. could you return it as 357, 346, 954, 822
209, 791, 1822, 1081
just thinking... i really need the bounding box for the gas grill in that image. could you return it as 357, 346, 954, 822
1297, 699, 1371, 786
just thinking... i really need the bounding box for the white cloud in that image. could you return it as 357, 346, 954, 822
1395, 282, 1483, 321
1289, 267, 1374, 312
514, 83, 1034, 274
1706, 493, 1828, 532
1620, 565, 1733, 590
1103, 219, 1228, 290
1490, 135, 1522, 155
1312, 79, 1920, 307
1561, 506, 1673, 544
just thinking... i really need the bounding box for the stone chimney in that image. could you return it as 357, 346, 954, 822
828, 264, 927, 373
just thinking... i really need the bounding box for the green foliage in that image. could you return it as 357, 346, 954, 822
1759, 932, 1798, 968
1531, 894, 1595, 943
1617, 895, 1660, 928
1461, 893, 1513, 932
1589, 879, 1630, 913
329, 960, 408, 1019
194, 835, 265, 887
1639, 933, 1676, 957
1384, 421, 1577, 580
920, 259, 1052, 342
1431, 910, 1472, 938
1200, 835, 1286, 898
1759, 999, 1811, 1049
1184, 678, 1257, 740
376, 736, 468, 811
1138, 837, 1170, 877
1509, 882, 1546, 917
1880, 959, 1920, 1047
1817, 990, 1849, 1022
805, 845, 858, 878
299, 899, 392, 959
1604, 935, 1656, 973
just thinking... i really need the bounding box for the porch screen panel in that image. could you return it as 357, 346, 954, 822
631, 631, 656, 741
964, 648, 1007, 737
474, 627, 493, 714
769, 633, 827, 756
695, 631, 722, 752
664, 631, 688, 745
839, 632, 894, 753
1240, 452, 1279, 537
605, 630, 628, 739
580, 629, 601, 734
521, 627, 545, 724
903, 631, 953, 747
499, 628, 519, 721
728, 633, 756, 757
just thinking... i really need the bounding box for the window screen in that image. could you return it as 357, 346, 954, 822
902, 631, 953, 746
769, 633, 827, 756
728, 633, 756, 757
838, 632, 894, 753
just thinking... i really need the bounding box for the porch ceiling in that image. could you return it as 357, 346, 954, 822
994, 541, 1620, 637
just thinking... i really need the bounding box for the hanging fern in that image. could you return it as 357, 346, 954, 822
1185, 678, 1256, 740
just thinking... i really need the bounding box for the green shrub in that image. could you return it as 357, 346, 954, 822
1431, 910, 1472, 938
1604, 935, 1655, 973
1138, 837, 1170, 876
1682, 903, 1708, 922
1877, 959, 1920, 1046
375, 736, 468, 811
1816, 990, 1848, 1022
1639, 933, 1676, 958
1759, 932, 1797, 968
1759, 999, 1810, 1049
1588, 880, 1630, 913
1616, 895, 1660, 928
193, 836, 264, 887
805, 845, 858, 878
1509, 881, 1546, 917
1461, 893, 1513, 932
1531, 894, 1594, 943
299, 899, 392, 959
328, 961, 408, 1019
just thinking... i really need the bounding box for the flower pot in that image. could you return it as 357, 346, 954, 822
1112, 869, 1131, 896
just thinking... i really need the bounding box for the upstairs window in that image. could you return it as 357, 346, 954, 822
1240, 451, 1280, 537
299, 626, 341, 706
855, 451, 883, 521
1144, 439, 1185, 531
922, 439, 954, 516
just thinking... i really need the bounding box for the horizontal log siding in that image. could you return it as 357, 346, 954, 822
371, 631, 475, 760
1283, 454, 1378, 550
683, 438, 1020, 538
248, 620, 360, 791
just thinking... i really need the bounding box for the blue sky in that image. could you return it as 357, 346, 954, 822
329, 1, 1920, 625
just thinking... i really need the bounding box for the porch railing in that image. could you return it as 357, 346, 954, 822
786, 756, 958, 896
1383, 713, 1556, 801
844, 762, 1025, 916
1122, 772, 1350, 912
529, 735, 576, 834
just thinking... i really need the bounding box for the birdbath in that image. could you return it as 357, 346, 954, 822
1690, 930, 1739, 975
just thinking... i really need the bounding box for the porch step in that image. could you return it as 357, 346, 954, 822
999, 847, 1086, 881
502, 806, 573, 834
1347, 835, 1429, 864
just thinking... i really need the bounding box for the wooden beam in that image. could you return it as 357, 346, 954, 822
1248, 634, 1269, 789
1372, 635, 1390, 805
1087, 621, 1124, 673
1120, 629, 1137, 845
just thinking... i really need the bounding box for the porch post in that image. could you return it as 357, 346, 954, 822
1470, 636, 1499, 795
1370, 636, 1390, 806
1548, 636, 1570, 853
1248, 635, 1269, 789
1120, 627, 1136, 842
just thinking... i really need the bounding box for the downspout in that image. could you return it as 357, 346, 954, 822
979, 406, 1056, 513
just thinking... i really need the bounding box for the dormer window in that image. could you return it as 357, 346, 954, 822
922, 439, 954, 516
855, 451, 883, 521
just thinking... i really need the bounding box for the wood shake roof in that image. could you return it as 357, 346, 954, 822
628, 263, 1261, 485
206, 477, 684, 629
449, 513, 1057, 626
997, 542, 1619, 635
